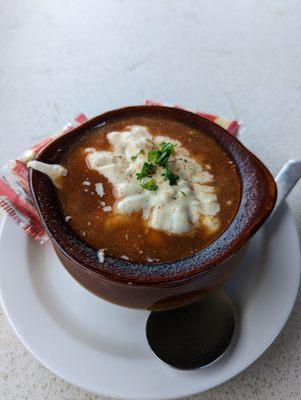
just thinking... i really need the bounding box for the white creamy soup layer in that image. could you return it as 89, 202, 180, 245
86, 125, 221, 235
27, 160, 67, 187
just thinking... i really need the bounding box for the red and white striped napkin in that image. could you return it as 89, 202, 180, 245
0, 102, 240, 243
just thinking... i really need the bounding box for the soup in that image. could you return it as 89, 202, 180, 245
32, 115, 241, 263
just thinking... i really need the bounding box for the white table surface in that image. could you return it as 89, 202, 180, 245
0, 0, 301, 399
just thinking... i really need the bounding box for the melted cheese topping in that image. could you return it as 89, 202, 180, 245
86, 125, 221, 235
28, 160, 67, 187
97, 249, 105, 264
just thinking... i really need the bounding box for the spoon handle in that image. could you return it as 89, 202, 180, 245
274, 159, 301, 211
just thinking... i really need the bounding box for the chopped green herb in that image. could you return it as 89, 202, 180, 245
131, 149, 145, 161
160, 142, 176, 154
162, 167, 179, 186
146, 142, 176, 167
180, 191, 186, 196
135, 143, 179, 188
148, 150, 161, 163
140, 179, 158, 191
136, 162, 155, 180
157, 143, 174, 167
156, 152, 169, 167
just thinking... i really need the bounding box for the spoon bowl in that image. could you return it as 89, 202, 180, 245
147, 288, 235, 369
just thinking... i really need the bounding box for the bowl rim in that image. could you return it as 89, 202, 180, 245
29, 105, 277, 285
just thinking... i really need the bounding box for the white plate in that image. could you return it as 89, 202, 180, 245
0, 203, 300, 400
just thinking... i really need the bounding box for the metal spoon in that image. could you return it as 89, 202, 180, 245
146, 160, 301, 369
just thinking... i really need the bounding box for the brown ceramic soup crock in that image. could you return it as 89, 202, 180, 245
29, 106, 277, 310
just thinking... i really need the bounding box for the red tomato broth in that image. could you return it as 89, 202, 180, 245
57, 115, 241, 263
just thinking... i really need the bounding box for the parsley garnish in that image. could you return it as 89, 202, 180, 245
134, 142, 179, 190
136, 162, 155, 180
131, 149, 145, 161
148, 150, 161, 163
160, 142, 176, 154
162, 167, 179, 186
140, 179, 158, 191
147, 142, 176, 167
